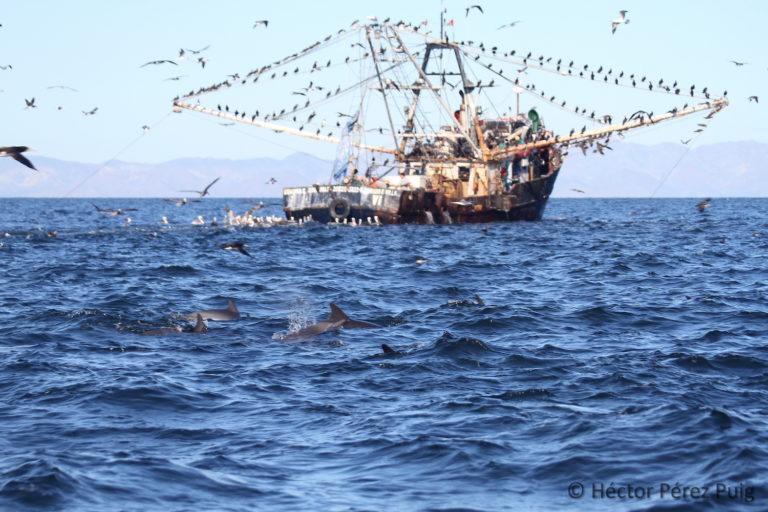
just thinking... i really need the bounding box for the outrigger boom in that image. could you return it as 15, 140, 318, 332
492, 98, 728, 159
172, 100, 399, 156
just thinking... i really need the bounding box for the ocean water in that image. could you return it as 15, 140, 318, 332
0, 197, 766, 511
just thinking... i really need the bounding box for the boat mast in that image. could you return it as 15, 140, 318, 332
365, 26, 402, 157
388, 25, 482, 159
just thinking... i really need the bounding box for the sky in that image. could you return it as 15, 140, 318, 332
0, 0, 766, 164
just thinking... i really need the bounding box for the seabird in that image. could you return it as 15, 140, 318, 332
611, 10, 629, 34
180, 177, 220, 197
92, 204, 138, 216
185, 45, 210, 54
497, 21, 521, 29
253, 20, 269, 28
465, 5, 484, 17
82, 107, 98, 116
729, 60, 747, 66
696, 198, 711, 212
0, 146, 36, 170
24, 97, 36, 109
140, 59, 177, 67
748, 95, 759, 103
46, 85, 78, 92
221, 241, 252, 257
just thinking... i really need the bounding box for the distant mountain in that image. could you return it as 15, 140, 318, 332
555, 140, 768, 197
0, 152, 332, 198
1, 142, 766, 197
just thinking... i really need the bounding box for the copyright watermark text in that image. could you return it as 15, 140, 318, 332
567, 481, 756, 503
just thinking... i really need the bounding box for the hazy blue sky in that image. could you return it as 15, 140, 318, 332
1, 0, 766, 164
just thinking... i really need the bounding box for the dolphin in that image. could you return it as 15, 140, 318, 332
142, 313, 208, 335
185, 299, 240, 321
381, 343, 404, 356
282, 303, 381, 340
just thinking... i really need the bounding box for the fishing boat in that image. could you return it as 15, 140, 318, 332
173, 17, 727, 224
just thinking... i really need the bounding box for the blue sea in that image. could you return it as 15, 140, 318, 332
0, 198, 766, 511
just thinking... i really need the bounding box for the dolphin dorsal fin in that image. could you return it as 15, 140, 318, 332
194, 313, 208, 333
382, 344, 396, 355
227, 299, 238, 313
328, 303, 349, 322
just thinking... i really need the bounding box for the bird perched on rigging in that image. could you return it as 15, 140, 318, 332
611, 10, 629, 34
180, 177, 221, 197
465, 5, 484, 17
0, 146, 36, 171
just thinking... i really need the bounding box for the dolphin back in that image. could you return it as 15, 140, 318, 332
193, 314, 208, 333
328, 303, 381, 329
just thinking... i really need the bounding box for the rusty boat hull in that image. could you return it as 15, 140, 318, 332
283, 169, 559, 225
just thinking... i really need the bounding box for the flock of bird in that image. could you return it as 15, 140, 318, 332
164, 9, 762, 163
0, 9, 761, 197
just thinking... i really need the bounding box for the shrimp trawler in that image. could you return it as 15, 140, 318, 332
172, 17, 727, 224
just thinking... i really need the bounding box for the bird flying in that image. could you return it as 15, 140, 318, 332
465, 5, 483, 17
180, 177, 220, 197
82, 107, 98, 116
748, 95, 759, 103
24, 97, 36, 109
730, 60, 748, 67
140, 60, 177, 67
46, 85, 78, 92
221, 241, 252, 257
92, 204, 138, 216
497, 21, 521, 29
0, 146, 36, 171
611, 10, 629, 34
253, 20, 269, 28
185, 45, 210, 54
